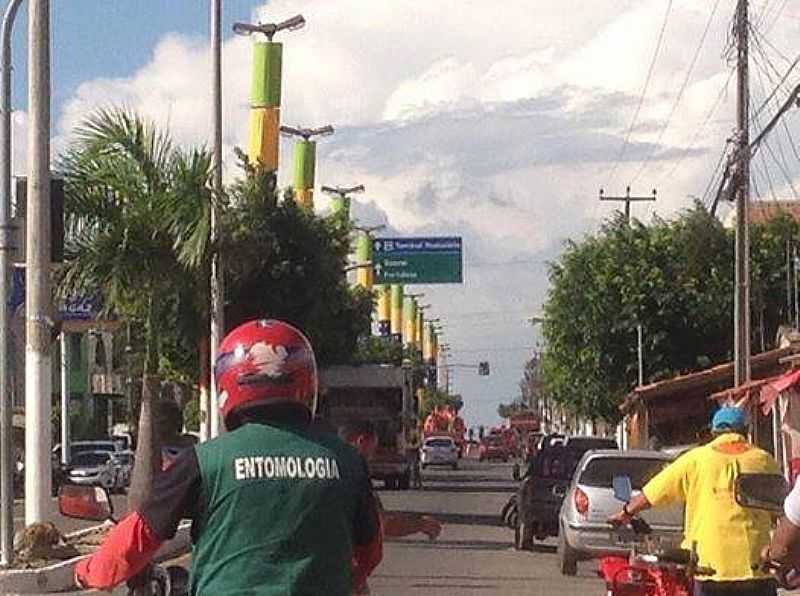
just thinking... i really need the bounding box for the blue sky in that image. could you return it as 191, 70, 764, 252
11, 1, 262, 116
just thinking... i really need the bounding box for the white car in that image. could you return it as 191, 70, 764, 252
420, 436, 459, 470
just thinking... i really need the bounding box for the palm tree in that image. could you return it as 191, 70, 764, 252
57, 108, 213, 509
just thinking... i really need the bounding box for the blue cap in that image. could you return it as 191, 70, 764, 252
712, 406, 747, 432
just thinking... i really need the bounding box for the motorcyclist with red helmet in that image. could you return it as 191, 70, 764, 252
75, 319, 383, 595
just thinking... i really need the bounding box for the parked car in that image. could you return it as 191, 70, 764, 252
52, 439, 121, 463
420, 436, 459, 470
557, 449, 683, 576
515, 435, 618, 550
64, 450, 122, 492
479, 435, 510, 462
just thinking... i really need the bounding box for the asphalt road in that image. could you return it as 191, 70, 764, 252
369, 458, 602, 595
39, 459, 607, 595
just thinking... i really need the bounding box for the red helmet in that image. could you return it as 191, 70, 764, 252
214, 319, 318, 423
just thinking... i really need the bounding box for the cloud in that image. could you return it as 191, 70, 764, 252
47, 0, 800, 427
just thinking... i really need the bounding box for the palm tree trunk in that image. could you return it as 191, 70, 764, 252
127, 296, 162, 511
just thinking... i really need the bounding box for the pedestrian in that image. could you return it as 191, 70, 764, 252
609, 406, 780, 596
75, 319, 383, 595
340, 420, 442, 594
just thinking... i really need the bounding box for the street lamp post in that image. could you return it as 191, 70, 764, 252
0, 0, 22, 568
234, 14, 305, 173
322, 184, 365, 220
280, 124, 334, 211
208, 0, 224, 440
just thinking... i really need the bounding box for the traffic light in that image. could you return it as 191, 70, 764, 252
478, 361, 490, 376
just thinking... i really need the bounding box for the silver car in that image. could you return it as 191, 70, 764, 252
66, 450, 120, 492
420, 436, 459, 470
557, 449, 683, 575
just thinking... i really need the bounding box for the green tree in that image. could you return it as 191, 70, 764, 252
222, 163, 373, 366
497, 398, 531, 420
540, 203, 798, 422
57, 108, 214, 508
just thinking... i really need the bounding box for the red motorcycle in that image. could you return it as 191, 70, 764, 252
598, 477, 714, 596
598, 536, 712, 596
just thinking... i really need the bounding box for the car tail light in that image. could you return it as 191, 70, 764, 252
574, 487, 589, 515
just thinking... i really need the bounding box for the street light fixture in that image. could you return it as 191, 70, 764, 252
233, 14, 306, 39
344, 261, 372, 273
280, 124, 334, 140
322, 184, 366, 197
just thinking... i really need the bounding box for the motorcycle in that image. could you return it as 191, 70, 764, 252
598, 475, 714, 596
600, 472, 794, 596
57, 484, 189, 596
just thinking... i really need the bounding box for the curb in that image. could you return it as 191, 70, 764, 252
0, 521, 191, 594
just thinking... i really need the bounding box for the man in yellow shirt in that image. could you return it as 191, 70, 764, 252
609, 406, 779, 596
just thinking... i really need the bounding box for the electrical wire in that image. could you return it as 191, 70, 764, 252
604, 0, 674, 185
629, 0, 722, 186
751, 50, 791, 197
750, 46, 799, 197
661, 68, 735, 183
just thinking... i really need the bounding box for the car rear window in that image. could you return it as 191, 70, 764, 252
426, 439, 454, 448
566, 437, 618, 451
579, 457, 669, 489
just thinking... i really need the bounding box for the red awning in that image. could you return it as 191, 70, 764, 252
760, 368, 800, 414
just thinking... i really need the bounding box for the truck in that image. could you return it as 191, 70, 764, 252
318, 364, 414, 490
423, 406, 466, 456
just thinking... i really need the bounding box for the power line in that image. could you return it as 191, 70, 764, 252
750, 47, 799, 198
605, 0, 674, 184
629, 0, 722, 185
661, 67, 735, 183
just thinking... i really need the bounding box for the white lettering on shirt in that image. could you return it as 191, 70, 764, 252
233, 455, 342, 481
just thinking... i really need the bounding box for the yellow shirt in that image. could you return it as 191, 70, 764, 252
642, 433, 779, 582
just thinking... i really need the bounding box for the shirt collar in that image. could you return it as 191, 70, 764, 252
709, 432, 747, 446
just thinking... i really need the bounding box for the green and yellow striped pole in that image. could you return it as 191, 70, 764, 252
390, 284, 404, 341
293, 139, 316, 210
416, 308, 424, 349
248, 42, 282, 171
356, 233, 374, 289
376, 285, 391, 337
330, 194, 350, 219
403, 297, 417, 347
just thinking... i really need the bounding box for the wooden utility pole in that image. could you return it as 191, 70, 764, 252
734, 0, 751, 386
599, 187, 657, 223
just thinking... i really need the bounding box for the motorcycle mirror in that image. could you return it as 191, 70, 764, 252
612, 475, 633, 503
735, 473, 788, 513
58, 484, 114, 522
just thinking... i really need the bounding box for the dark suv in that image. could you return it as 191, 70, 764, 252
515, 434, 618, 549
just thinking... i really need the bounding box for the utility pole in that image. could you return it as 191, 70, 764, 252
795, 246, 799, 330
598, 187, 657, 223
0, 0, 22, 568
734, 0, 751, 386
60, 332, 69, 466
637, 324, 644, 387
208, 0, 224, 440
25, 0, 51, 524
